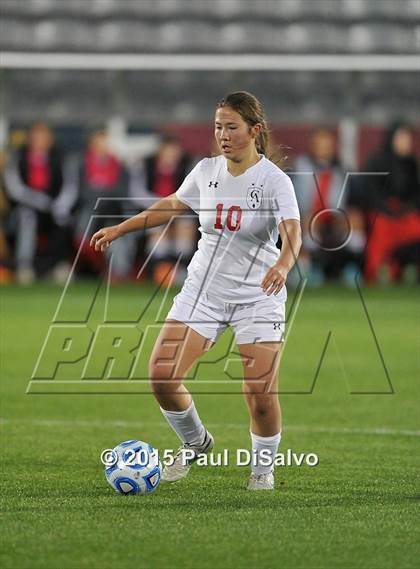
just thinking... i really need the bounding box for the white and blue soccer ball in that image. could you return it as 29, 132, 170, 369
104, 439, 162, 495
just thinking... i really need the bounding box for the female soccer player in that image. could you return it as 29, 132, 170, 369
91, 92, 301, 490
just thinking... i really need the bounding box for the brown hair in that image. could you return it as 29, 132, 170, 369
217, 91, 285, 166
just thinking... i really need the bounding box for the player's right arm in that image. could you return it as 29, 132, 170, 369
90, 193, 190, 251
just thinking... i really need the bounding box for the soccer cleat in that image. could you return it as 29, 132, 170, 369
247, 471, 275, 491
161, 430, 214, 483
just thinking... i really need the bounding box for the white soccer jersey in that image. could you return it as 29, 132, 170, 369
176, 154, 300, 303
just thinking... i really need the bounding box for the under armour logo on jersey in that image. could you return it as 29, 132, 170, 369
208, 181, 219, 188
273, 322, 282, 330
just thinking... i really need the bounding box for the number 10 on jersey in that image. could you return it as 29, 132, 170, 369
214, 203, 242, 232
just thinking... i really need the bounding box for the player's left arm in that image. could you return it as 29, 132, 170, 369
261, 219, 302, 295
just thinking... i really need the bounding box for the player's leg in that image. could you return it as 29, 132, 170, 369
149, 319, 213, 411
149, 320, 215, 481
238, 341, 283, 490
240, 341, 282, 435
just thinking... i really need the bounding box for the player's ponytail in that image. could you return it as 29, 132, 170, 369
217, 91, 285, 167
256, 123, 269, 156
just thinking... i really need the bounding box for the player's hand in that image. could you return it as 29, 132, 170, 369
261, 263, 288, 296
90, 225, 122, 252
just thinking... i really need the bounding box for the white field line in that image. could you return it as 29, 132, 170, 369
0, 418, 418, 437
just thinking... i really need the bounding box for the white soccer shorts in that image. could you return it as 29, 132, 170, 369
166, 286, 285, 345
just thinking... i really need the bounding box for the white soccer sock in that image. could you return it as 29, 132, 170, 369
250, 431, 282, 475
160, 401, 206, 446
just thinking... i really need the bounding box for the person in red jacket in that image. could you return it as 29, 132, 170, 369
291, 128, 350, 285
73, 128, 134, 281
350, 121, 420, 283
142, 134, 197, 287
5, 122, 76, 284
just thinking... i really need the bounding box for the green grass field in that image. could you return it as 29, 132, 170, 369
1, 283, 419, 569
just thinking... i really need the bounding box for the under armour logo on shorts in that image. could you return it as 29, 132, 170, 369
273, 322, 282, 330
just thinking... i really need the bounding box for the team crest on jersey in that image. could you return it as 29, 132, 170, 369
246, 186, 263, 209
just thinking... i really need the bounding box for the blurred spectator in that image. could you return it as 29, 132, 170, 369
292, 128, 352, 284
350, 121, 420, 283
140, 133, 196, 286
0, 150, 13, 284
74, 128, 134, 281
4, 122, 75, 284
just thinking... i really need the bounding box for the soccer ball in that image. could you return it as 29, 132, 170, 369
104, 439, 162, 495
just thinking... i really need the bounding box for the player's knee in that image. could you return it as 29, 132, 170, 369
149, 361, 171, 383
247, 393, 275, 418
149, 373, 171, 396
149, 358, 182, 395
